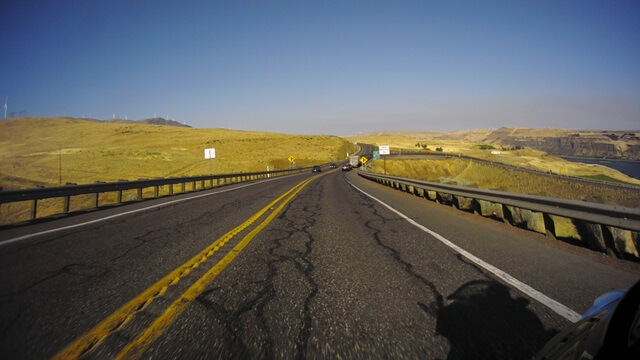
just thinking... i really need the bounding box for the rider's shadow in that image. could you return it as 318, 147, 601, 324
432, 279, 558, 359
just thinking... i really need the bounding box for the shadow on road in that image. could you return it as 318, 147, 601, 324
432, 279, 557, 359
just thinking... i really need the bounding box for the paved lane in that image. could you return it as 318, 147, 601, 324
0, 172, 315, 358
1, 168, 638, 359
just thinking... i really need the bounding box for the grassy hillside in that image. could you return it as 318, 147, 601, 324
0, 117, 351, 188
348, 132, 640, 185
366, 158, 640, 208
0, 117, 353, 224
347, 131, 490, 154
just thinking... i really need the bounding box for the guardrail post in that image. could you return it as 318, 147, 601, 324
543, 213, 556, 240
137, 188, 143, 200
154, 186, 159, 197
574, 221, 609, 254
63, 196, 70, 213
191, 181, 196, 191
30, 199, 37, 219
169, 184, 173, 195
93, 181, 104, 208
201, 180, 205, 189
117, 190, 122, 204
181, 182, 185, 192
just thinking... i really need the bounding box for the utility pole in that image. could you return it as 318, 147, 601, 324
3, 96, 7, 119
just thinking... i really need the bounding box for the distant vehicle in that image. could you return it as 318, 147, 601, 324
535, 279, 640, 359
341, 165, 351, 171
312, 166, 321, 172
329, 162, 337, 169
349, 155, 360, 168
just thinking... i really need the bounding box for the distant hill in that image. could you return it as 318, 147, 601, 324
355, 130, 491, 143
484, 128, 640, 160
104, 117, 191, 128
351, 127, 640, 160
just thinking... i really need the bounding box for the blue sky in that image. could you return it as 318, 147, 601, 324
1, 1, 638, 135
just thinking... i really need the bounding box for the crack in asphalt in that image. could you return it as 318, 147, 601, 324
194, 181, 322, 359
0, 306, 22, 338
354, 190, 446, 315
110, 197, 245, 264
454, 254, 492, 279
108, 203, 230, 262
0, 263, 108, 304
5, 196, 245, 257
6, 228, 94, 255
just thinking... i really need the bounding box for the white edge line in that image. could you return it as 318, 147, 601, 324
0, 174, 303, 247
347, 180, 582, 323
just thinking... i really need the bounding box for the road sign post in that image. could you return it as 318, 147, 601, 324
288, 155, 295, 169
379, 145, 390, 175
204, 148, 216, 175
360, 156, 368, 170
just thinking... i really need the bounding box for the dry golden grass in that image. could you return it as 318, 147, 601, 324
366, 158, 640, 208
349, 132, 640, 185
0, 117, 353, 224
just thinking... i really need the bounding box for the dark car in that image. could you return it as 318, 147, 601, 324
329, 162, 337, 169
341, 165, 351, 171
312, 166, 321, 172
535, 279, 640, 359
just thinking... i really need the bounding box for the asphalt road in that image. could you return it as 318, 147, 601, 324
1, 167, 639, 359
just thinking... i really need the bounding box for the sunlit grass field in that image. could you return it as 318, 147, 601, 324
366, 158, 640, 208
349, 132, 640, 186
0, 117, 355, 224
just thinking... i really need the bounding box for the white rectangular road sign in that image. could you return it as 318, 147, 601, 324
379, 145, 390, 155
204, 148, 216, 159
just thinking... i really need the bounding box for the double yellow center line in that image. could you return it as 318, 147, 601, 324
54, 174, 321, 359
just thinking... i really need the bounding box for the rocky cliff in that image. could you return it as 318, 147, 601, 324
484, 128, 640, 160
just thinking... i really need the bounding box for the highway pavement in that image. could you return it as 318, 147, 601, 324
1, 167, 639, 359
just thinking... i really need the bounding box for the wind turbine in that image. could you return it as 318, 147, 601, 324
3, 96, 7, 120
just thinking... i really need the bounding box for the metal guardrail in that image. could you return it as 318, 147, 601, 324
358, 171, 640, 232
0, 167, 316, 221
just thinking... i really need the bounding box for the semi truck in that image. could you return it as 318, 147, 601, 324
349, 155, 361, 168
